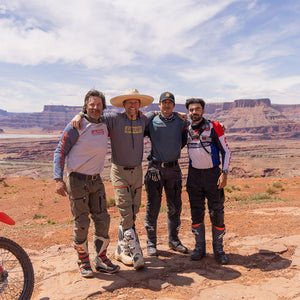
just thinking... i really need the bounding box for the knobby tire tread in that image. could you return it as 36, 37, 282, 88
0, 237, 34, 300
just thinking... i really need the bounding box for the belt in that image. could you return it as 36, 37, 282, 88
123, 167, 136, 170
71, 172, 100, 181
152, 160, 178, 168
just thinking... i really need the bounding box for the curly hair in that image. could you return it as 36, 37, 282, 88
82, 90, 107, 113
185, 98, 206, 110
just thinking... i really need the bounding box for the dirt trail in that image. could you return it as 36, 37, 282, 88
0, 177, 300, 299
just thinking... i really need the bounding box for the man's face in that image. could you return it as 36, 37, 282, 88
123, 99, 141, 118
188, 103, 205, 123
86, 96, 103, 119
159, 99, 175, 117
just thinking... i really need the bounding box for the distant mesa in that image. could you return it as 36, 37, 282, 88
0, 99, 299, 139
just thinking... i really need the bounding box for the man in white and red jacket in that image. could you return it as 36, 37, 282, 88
185, 97, 231, 265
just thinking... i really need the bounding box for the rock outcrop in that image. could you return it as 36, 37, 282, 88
0, 100, 299, 139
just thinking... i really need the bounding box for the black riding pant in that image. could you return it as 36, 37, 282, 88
186, 166, 225, 228
144, 162, 182, 243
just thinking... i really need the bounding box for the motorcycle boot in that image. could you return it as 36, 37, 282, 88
212, 225, 228, 265
190, 223, 206, 260
94, 236, 120, 273
73, 240, 93, 278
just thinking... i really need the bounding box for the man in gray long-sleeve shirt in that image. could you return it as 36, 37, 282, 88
54, 90, 120, 278
71, 88, 154, 270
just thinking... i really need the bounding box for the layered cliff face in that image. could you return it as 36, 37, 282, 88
208, 98, 288, 129
0, 100, 299, 139
0, 105, 82, 131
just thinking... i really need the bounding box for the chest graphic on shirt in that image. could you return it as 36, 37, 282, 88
124, 126, 142, 134
91, 129, 105, 135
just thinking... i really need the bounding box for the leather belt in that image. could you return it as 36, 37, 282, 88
123, 167, 136, 170
71, 172, 100, 181
152, 160, 178, 168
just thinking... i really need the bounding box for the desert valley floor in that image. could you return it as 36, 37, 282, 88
0, 134, 299, 299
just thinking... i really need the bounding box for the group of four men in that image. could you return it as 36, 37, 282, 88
53, 88, 231, 278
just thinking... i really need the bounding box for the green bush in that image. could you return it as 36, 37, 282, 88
266, 187, 277, 195
272, 181, 283, 189
33, 213, 46, 219
107, 197, 116, 208
249, 193, 271, 201
227, 193, 247, 202
225, 186, 233, 193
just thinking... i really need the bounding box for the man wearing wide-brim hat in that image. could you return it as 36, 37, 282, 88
71, 88, 154, 270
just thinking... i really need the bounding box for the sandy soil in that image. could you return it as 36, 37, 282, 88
0, 176, 300, 300
0, 132, 300, 299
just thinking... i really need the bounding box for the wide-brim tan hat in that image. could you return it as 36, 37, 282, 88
110, 88, 154, 108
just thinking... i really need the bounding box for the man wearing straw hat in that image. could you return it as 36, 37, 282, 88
71, 88, 154, 270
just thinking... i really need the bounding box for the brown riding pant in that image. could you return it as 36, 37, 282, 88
110, 163, 142, 230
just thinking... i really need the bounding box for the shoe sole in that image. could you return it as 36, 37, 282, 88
96, 266, 120, 274
133, 262, 144, 270
115, 253, 133, 266
147, 248, 158, 256
81, 272, 94, 278
169, 245, 188, 254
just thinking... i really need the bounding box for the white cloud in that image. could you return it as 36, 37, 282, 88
0, 0, 300, 112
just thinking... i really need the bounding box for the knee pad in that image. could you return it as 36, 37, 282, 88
209, 210, 224, 228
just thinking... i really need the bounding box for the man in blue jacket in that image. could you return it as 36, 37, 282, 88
144, 92, 189, 256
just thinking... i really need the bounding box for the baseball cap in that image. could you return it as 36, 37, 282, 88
159, 92, 175, 103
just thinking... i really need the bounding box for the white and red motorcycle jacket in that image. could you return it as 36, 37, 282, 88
187, 118, 231, 171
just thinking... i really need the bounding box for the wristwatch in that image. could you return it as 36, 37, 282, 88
222, 169, 228, 174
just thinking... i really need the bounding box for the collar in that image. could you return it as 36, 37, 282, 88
191, 118, 205, 130
159, 113, 175, 122
83, 114, 100, 124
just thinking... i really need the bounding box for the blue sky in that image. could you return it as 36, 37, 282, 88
0, 0, 299, 112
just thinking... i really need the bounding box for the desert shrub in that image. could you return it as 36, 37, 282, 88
225, 186, 233, 193
244, 184, 250, 188
47, 219, 56, 225
272, 181, 283, 189
33, 213, 46, 219
227, 193, 247, 202
281, 188, 285, 191
160, 205, 167, 213
2, 181, 9, 187
107, 197, 116, 208
249, 193, 271, 201
266, 187, 277, 195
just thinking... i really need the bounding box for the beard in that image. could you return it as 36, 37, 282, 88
191, 114, 202, 122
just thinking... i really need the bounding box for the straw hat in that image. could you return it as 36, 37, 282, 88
110, 88, 154, 108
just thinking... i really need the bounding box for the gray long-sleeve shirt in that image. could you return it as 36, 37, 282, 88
53, 119, 109, 179
101, 112, 154, 167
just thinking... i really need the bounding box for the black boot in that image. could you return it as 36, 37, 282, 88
190, 223, 206, 260
212, 225, 228, 265
145, 224, 158, 256
168, 219, 188, 254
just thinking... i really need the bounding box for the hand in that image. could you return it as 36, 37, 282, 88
145, 167, 161, 182
217, 173, 227, 189
220, 122, 226, 132
138, 110, 144, 117
56, 180, 68, 196
71, 114, 83, 129
176, 112, 188, 121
